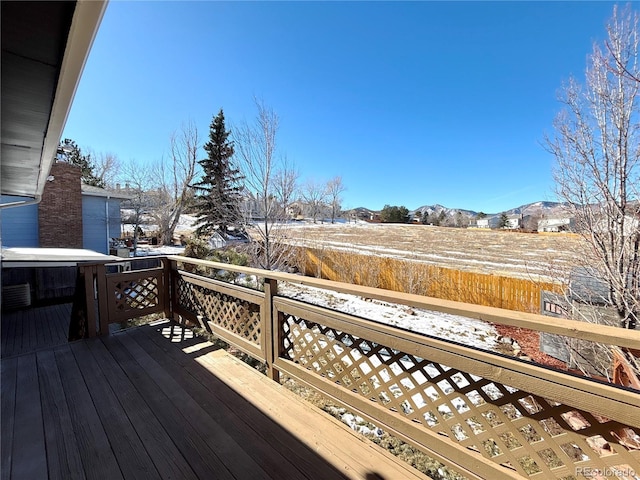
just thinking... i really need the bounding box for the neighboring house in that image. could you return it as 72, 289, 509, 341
286, 201, 304, 220
504, 215, 522, 230
568, 267, 613, 306
208, 231, 227, 249
592, 214, 640, 237
82, 184, 129, 254
206, 229, 249, 250
538, 217, 575, 232
239, 192, 261, 221
540, 267, 632, 375
0, 162, 128, 255
476, 217, 499, 229
475, 215, 521, 229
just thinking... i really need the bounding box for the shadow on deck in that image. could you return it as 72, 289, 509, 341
1, 320, 429, 480
1, 303, 72, 358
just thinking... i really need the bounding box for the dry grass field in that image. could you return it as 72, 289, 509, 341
284, 222, 583, 282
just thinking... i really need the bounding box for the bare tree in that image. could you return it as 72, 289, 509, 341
605, 6, 640, 84
234, 99, 293, 270
93, 151, 121, 188
545, 5, 640, 380
325, 176, 345, 224
301, 179, 328, 223
152, 121, 200, 245
272, 155, 299, 219
119, 159, 154, 255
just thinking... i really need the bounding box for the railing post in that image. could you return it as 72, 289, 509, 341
70, 265, 98, 339
263, 278, 280, 382
83, 265, 98, 337
95, 263, 110, 335
162, 257, 173, 320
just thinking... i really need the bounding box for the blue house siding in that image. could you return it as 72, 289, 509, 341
82, 196, 122, 254
0, 195, 39, 247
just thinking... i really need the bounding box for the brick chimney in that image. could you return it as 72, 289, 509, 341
39, 162, 83, 248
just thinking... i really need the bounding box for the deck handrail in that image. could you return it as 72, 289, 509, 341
166, 255, 640, 350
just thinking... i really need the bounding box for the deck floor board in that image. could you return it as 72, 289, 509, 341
131, 326, 322, 480
53, 345, 124, 480
11, 355, 47, 480
84, 338, 199, 480
69, 341, 161, 480
0, 356, 17, 480
36, 349, 86, 480
97, 334, 236, 480
113, 331, 270, 480
1, 303, 71, 358
1, 316, 430, 480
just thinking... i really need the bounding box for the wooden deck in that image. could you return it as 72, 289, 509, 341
1, 319, 430, 480
1, 303, 71, 358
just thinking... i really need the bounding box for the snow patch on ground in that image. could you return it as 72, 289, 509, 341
132, 245, 186, 256
279, 282, 498, 352
277, 281, 507, 440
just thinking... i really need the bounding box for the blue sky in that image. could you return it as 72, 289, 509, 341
63, 1, 618, 214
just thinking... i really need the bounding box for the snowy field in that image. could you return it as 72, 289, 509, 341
122, 217, 576, 357
282, 221, 582, 282
123, 214, 581, 282
124, 217, 572, 357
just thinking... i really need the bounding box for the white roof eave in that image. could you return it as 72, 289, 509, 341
1, 247, 121, 266
35, 1, 108, 200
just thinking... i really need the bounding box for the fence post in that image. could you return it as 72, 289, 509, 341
263, 277, 280, 382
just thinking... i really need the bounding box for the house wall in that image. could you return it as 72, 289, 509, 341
538, 218, 575, 232
82, 195, 122, 254
2, 163, 124, 254
506, 218, 521, 229
0, 195, 39, 247
477, 218, 500, 228
39, 162, 83, 248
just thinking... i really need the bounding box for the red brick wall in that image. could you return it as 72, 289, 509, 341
39, 162, 83, 248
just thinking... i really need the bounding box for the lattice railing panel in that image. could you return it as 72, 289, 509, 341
111, 275, 160, 313
176, 277, 261, 346
282, 315, 640, 479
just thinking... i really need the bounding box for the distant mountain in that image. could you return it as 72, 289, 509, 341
348, 207, 377, 219
410, 204, 478, 218
348, 201, 570, 222
501, 201, 568, 218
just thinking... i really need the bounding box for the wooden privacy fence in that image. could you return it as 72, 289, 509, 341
296, 247, 564, 313
81, 256, 640, 480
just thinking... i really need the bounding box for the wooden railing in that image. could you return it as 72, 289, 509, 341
81, 256, 640, 480
78, 259, 169, 336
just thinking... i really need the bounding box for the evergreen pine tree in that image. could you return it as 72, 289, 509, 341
58, 138, 104, 187
192, 109, 244, 238
498, 212, 510, 229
